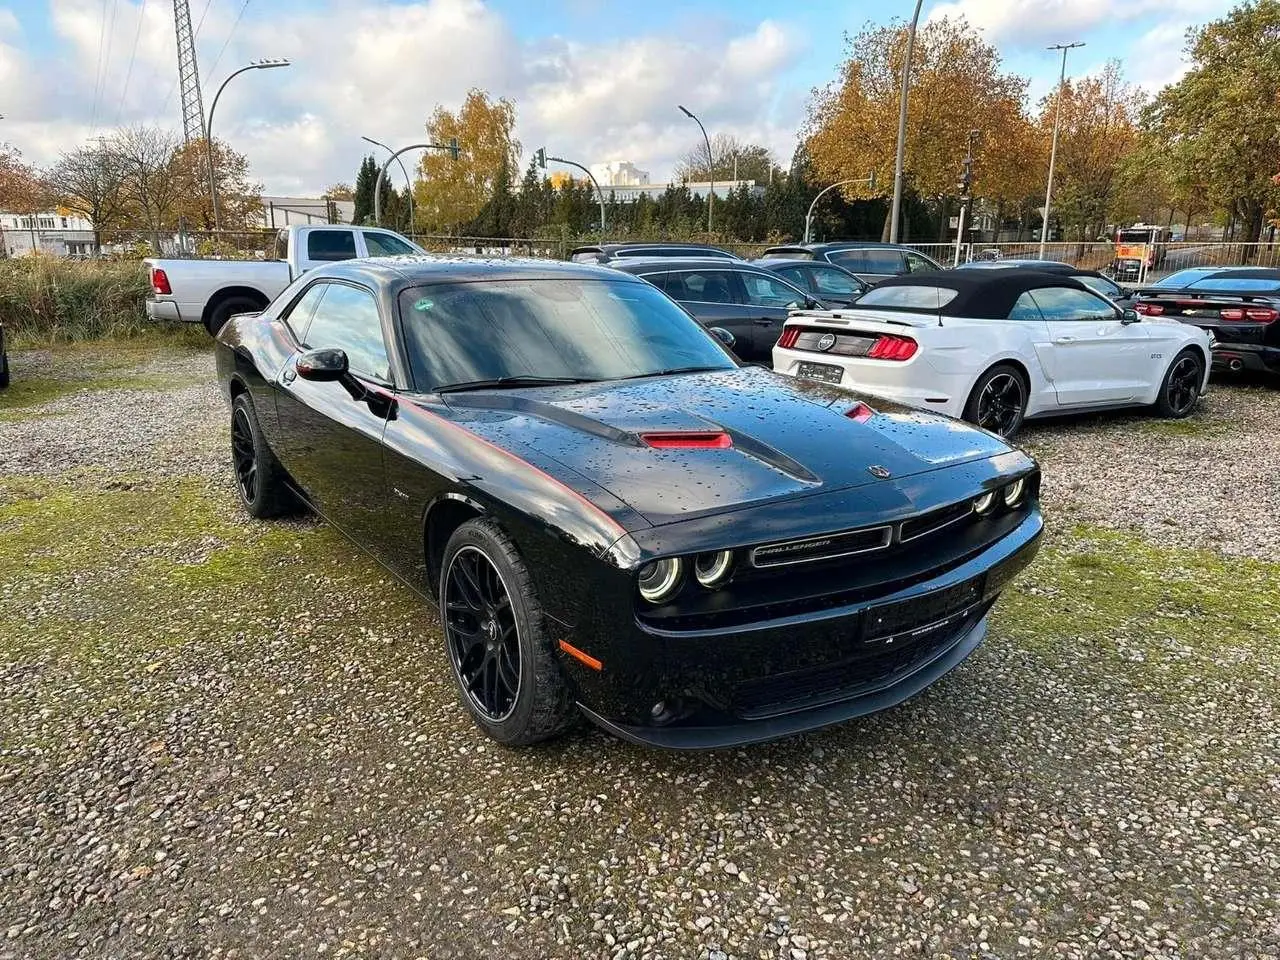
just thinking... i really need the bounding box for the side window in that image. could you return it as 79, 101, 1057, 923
1008, 292, 1044, 321
272, 229, 289, 261
1074, 274, 1123, 300
669, 271, 738, 304
281, 283, 329, 342
904, 251, 938, 273
1029, 287, 1118, 321
640, 272, 671, 295
809, 265, 861, 297
306, 230, 358, 262
301, 283, 391, 382
363, 231, 416, 257
740, 271, 807, 308
829, 248, 905, 275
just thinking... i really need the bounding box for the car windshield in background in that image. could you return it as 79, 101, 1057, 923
853, 285, 959, 310
398, 279, 737, 391
1152, 268, 1219, 288
1187, 277, 1280, 292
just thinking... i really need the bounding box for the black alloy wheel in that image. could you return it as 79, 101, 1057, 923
444, 545, 521, 722
229, 392, 294, 519
1156, 349, 1203, 418
231, 406, 258, 504
965, 364, 1028, 439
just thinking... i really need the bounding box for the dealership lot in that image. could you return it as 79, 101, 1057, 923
1, 344, 1277, 959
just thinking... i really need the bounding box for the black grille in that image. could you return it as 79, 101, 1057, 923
751, 525, 892, 568
900, 500, 974, 542
793, 329, 878, 357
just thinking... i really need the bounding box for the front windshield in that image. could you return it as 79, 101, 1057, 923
1152, 268, 1217, 288
398, 278, 737, 391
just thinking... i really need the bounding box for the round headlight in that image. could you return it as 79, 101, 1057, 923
693, 550, 734, 588
1004, 478, 1027, 507
973, 491, 998, 515
638, 558, 683, 603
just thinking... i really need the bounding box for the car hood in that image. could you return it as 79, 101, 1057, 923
442, 367, 1013, 526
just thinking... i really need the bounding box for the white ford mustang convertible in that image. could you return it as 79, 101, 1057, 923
773, 268, 1212, 438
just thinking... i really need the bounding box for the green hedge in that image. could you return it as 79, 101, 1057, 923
0, 258, 155, 345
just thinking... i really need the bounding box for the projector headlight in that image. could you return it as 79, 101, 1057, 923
693, 551, 734, 588
638, 558, 683, 603
973, 491, 998, 515
1004, 478, 1027, 507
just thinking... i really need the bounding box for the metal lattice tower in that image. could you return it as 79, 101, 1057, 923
172, 0, 205, 142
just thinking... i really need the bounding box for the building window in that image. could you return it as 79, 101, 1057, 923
61, 217, 69, 228
38, 217, 55, 229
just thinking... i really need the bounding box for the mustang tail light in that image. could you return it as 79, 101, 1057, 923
1134, 303, 1164, 316
151, 267, 172, 295
1245, 307, 1279, 323
641, 431, 732, 450
867, 334, 918, 361
777, 327, 801, 349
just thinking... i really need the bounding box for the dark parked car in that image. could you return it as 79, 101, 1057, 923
957, 260, 1135, 305
1133, 267, 1280, 376
570, 242, 741, 264
752, 258, 870, 307
760, 242, 943, 286
215, 256, 1043, 748
0, 322, 8, 389
610, 257, 821, 362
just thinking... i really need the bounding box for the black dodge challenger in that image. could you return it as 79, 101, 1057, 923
215, 257, 1043, 749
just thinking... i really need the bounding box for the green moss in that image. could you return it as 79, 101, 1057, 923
0, 373, 187, 415
1136, 415, 1224, 439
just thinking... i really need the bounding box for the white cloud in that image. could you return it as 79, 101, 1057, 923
9, 0, 807, 197
926, 0, 1229, 46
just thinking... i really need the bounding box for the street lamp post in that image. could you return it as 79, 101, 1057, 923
804, 175, 876, 244
888, 0, 924, 244
205, 59, 290, 231
1039, 41, 1085, 259
374, 139, 460, 227
678, 105, 714, 233
362, 135, 415, 234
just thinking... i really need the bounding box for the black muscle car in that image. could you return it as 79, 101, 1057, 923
215, 256, 1043, 749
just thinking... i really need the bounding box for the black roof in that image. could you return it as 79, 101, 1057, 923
608, 256, 773, 274
764, 242, 918, 253
570, 242, 741, 257
853, 268, 1094, 318
308, 255, 638, 288
957, 259, 1074, 272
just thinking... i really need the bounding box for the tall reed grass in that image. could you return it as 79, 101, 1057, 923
0, 257, 158, 345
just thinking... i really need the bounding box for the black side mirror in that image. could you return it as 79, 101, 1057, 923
297, 348, 349, 381
708, 326, 736, 350
1121, 309, 1140, 325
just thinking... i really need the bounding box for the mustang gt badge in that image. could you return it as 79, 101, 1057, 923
816, 333, 837, 352
868, 465, 892, 479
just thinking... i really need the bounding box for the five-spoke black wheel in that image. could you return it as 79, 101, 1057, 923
1155, 349, 1204, 419
229, 393, 294, 518
964, 364, 1029, 439
438, 518, 576, 745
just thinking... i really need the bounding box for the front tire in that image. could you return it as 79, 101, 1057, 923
1154, 348, 1204, 418
439, 518, 576, 746
963, 364, 1029, 439
230, 393, 294, 518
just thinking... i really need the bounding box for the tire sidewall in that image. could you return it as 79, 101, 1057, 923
1158, 348, 1203, 418
208, 297, 264, 337
964, 364, 1028, 439
438, 520, 551, 745
231, 393, 268, 515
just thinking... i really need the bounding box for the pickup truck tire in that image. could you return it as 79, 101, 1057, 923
231, 393, 294, 519
207, 294, 268, 337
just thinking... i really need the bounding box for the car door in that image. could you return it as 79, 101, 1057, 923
1025, 285, 1151, 407
362, 230, 419, 257
274, 280, 396, 542
656, 268, 757, 358
737, 269, 812, 358
825, 248, 907, 286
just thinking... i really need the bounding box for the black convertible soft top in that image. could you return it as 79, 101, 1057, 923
850, 268, 1093, 318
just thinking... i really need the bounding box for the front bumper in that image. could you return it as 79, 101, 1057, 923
571, 509, 1042, 749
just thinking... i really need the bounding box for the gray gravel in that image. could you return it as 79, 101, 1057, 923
1, 346, 1277, 959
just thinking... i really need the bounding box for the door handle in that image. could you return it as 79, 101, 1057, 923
754, 319, 774, 326
282, 367, 297, 383
1053, 337, 1076, 344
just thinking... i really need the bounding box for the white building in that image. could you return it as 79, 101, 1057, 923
590, 160, 651, 187
1, 210, 96, 257
603, 179, 764, 202
254, 196, 356, 228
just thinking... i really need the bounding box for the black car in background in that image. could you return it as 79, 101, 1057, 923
752, 258, 870, 307
214, 255, 1042, 748
957, 259, 1135, 305
610, 257, 822, 363
1132, 267, 1280, 376
760, 242, 943, 286
570, 242, 742, 264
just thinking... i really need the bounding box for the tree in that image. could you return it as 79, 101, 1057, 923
0, 147, 47, 216
47, 145, 130, 251
113, 125, 184, 250
323, 183, 355, 201
675, 134, 778, 184
415, 88, 520, 232
168, 138, 263, 230
804, 16, 1038, 239
1143, 0, 1280, 244
353, 156, 378, 225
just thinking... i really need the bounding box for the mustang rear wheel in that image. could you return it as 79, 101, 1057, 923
1154, 349, 1204, 419
963, 364, 1028, 439
440, 518, 576, 746
230, 393, 294, 518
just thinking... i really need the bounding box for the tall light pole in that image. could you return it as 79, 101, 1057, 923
805, 175, 876, 244
537, 150, 607, 234
1039, 42, 1085, 259
678, 105, 713, 233
374, 139, 459, 227
362, 136, 415, 234
888, 0, 924, 244
206, 59, 290, 231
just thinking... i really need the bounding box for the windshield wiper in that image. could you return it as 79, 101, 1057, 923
618, 365, 728, 381
434, 376, 595, 393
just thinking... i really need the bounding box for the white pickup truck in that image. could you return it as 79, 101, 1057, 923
144, 224, 423, 335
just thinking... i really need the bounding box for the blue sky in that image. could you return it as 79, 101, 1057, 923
1, 0, 1233, 195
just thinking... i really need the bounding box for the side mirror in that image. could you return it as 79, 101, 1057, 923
708, 326, 736, 350
1121, 309, 1140, 325
805, 297, 822, 310
296, 348, 349, 381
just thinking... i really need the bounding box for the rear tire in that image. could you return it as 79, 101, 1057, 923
230, 393, 294, 519
1154, 348, 1203, 418
206, 295, 266, 337
963, 364, 1029, 439
439, 518, 577, 746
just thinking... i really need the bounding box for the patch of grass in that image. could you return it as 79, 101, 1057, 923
0, 258, 154, 344
1137, 415, 1224, 439
0, 372, 190, 417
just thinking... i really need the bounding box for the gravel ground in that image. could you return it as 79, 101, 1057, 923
1, 345, 1277, 960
